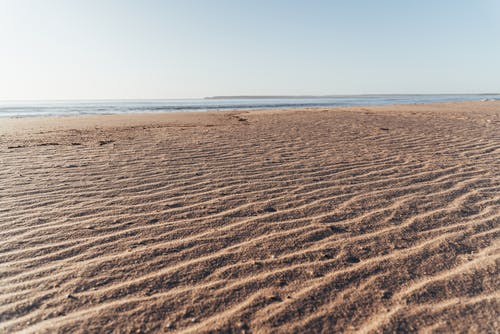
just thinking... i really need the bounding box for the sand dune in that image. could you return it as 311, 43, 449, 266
0, 101, 499, 333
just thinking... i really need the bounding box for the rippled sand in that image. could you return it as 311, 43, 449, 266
0, 102, 499, 333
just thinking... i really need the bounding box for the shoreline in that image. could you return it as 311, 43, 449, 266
1, 99, 499, 125
1, 97, 499, 120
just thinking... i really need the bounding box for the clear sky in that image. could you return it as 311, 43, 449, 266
0, 0, 499, 100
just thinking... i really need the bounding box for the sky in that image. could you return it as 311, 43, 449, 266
0, 0, 499, 100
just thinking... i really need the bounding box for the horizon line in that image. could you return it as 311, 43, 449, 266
1, 92, 499, 102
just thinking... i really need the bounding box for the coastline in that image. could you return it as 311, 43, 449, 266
1, 100, 499, 129
1, 94, 498, 119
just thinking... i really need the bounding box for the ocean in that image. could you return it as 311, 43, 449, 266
0, 94, 498, 118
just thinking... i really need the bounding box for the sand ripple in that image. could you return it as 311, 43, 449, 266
0, 102, 499, 333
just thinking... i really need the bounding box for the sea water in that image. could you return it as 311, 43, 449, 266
0, 94, 498, 118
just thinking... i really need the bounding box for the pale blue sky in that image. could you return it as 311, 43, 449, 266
0, 0, 499, 99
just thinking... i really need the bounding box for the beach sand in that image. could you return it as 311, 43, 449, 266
0, 101, 499, 333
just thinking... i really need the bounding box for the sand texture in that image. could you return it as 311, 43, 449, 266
0, 102, 499, 333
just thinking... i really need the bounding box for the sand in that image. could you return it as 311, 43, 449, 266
0, 101, 499, 333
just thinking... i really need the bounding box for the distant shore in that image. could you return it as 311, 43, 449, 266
204, 93, 500, 99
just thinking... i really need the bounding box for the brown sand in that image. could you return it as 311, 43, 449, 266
0, 101, 499, 333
